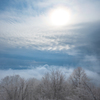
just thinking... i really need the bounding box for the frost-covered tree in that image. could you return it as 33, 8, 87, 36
68, 67, 98, 100
0, 75, 28, 100
0, 67, 100, 100
25, 78, 40, 100
40, 69, 69, 100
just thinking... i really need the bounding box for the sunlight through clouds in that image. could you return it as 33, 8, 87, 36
48, 6, 71, 26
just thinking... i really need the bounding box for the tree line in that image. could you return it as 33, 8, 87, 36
0, 67, 100, 100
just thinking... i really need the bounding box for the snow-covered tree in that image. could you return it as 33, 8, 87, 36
40, 69, 69, 100
0, 67, 99, 100
68, 67, 98, 100
0, 75, 28, 100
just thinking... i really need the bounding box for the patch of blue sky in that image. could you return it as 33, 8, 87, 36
0, 0, 27, 10
0, 0, 11, 10
0, 0, 50, 16
0, 47, 81, 69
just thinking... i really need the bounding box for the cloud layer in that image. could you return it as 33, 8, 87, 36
0, 0, 100, 81
0, 65, 100, 85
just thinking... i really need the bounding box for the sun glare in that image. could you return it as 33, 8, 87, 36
49, 7, 70, 26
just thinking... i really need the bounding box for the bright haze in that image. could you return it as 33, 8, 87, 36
49, 6, 70, 26
0, 0, 100, 81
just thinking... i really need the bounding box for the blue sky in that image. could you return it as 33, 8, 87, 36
0, 0, 100, 80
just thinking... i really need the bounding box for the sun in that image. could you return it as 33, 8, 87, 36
49, 7, 70, 26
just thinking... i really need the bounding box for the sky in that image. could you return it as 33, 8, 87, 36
0, 0, 100, 82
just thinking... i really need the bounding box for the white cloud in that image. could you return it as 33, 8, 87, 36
0, 0, 100, 52
85, 69, 100, 84
0, 65, 100, 85
0, 11, 76, 51
0, 65, 74, 80
78, 55, 100, 72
